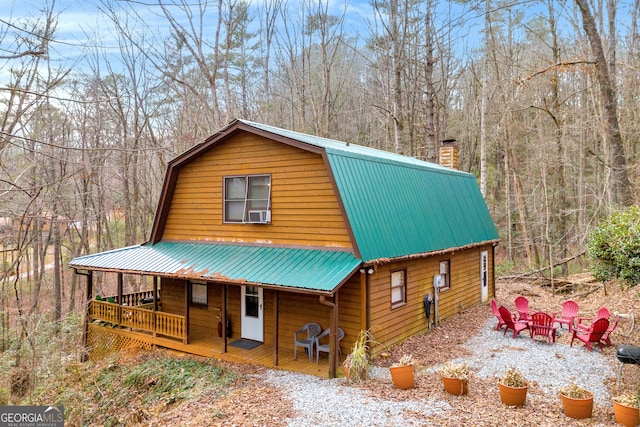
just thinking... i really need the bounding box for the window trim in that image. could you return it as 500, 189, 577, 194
223, 174, 272, 224
190, 281, 208, 307
439, 260, 451, 291
390, 269, 407, 309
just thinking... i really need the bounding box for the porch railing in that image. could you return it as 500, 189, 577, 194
104, 289, 157, 307
90, 300, 186, 343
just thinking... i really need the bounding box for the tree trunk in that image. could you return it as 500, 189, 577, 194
575, 0, 633, 207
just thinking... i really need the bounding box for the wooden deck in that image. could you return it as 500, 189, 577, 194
88, 322, 342, 378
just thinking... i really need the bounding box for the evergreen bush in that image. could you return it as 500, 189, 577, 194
588, 205, 640, 287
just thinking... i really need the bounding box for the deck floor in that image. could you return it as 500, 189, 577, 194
93, 324, 341, 378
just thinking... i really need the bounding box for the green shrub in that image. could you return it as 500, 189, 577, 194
588, 205, 640, 287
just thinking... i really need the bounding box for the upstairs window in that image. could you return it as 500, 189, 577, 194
224, 174, 271, 223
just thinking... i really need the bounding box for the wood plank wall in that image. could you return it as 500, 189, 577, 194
162, 132, 353, 249
160, 276, 363, 356
368, 244, 495, 355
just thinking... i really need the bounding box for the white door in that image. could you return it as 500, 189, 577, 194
241, 286, 263, 341
480, 251, 489, 303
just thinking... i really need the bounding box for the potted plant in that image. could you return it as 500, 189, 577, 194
440, 362, 469, 396
343, 330, 371, 383
498, 367, 528, 407
389, 354, 415, 389
613, 390, 640, 427
558, 383, 594, 419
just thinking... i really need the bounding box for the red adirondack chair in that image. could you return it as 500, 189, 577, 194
571, 318, 610, 351
552, 300, 579, 332
530, 312, 557, 344
514, 296, 531, 321
600, 315, 619, 347
576, 307, 610, 331
499, 306, 529, 338
491, 299, 506, 331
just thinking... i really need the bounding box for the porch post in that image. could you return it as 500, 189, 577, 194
222, 284, 228, 353
152, 276, 158, 338
273, 290, 279, 366
81, 270, 93, 362
117, 272, 123, 325
184, 280, 190, 344
330, 293, 339, 378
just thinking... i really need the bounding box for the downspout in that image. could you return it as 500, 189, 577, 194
319, 295, 337, 378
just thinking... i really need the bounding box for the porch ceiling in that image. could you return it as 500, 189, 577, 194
69, 241, 362, 293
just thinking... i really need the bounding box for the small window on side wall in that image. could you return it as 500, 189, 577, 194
190, 282, 208, 307
391, 269, 406, 308
439, 260, 450, 291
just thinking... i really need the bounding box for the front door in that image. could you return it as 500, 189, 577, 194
241, 286, 263, 342
480, 250, 489, 303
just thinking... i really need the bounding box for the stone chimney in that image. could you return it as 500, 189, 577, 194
439, 138, 459, 170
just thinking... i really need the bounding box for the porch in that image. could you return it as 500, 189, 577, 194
87, 321, 339, 378
87, 292, 342, 378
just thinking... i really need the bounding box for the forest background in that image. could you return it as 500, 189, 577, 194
0, 0, 638, 401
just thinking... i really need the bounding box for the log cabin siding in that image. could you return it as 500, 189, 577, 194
162, 133, 353, 249
368, 244, 494, 355
159, 276, 363, 357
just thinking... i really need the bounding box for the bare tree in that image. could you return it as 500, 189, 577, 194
575, 0, 633, 207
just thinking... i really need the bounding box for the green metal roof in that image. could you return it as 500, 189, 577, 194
69, 241, 361, 293
240, 120, 499, 261
70, 120, 498, 289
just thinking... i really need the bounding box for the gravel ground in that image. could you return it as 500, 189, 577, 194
262, 318, 620, 426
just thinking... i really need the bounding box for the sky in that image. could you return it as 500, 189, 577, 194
0, 0, 484, 76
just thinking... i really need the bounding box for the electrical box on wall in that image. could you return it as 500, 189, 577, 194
433, 274, 444, 288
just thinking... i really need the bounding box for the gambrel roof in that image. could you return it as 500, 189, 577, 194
70, 119, 498, 294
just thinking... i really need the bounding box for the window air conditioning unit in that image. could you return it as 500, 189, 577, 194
248, 210, 270, 223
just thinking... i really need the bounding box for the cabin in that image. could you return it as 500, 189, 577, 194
69, 119, 499, 378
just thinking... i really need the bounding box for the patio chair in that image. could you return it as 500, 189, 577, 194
552, 299, 579, 332
570, 318, 610, 351
491, 299, 506, 331
293, 322, 322, 361
514, 296, 531, 321
530, 311, 557, 344
315, 328, 345, 364
498, 306, 529, 339
600, 315, 619, 347
575, 307, 610, 331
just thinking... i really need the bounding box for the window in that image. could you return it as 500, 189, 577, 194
224, 174, 271, 223
391, 269, 406, 308
439, 260, 450, 290
190, 282, 208, 306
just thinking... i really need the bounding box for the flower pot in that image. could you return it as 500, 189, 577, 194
390, 365, 414, 389
442, 376, 468, 396
498, 382, 528, 407
560, 392, 593, 419
613, 399, 640, 427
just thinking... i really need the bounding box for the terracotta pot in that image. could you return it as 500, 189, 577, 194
390, 365, 414, 389
442, 376, 468, 396
613, 399, 640, 427
560, 392, 593, 419
498, 381, 528, 407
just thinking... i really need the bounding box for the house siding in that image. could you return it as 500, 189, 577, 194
162, 132, 353, 249
368, 244, 495, 355
159, 277, 362, 356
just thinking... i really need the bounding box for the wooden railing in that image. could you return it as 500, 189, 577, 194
90, 300, 119, 324
156, 312, 186, 342
104, 290, 157, 307
121, 306, 154, 332
89, 300, 186, 343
